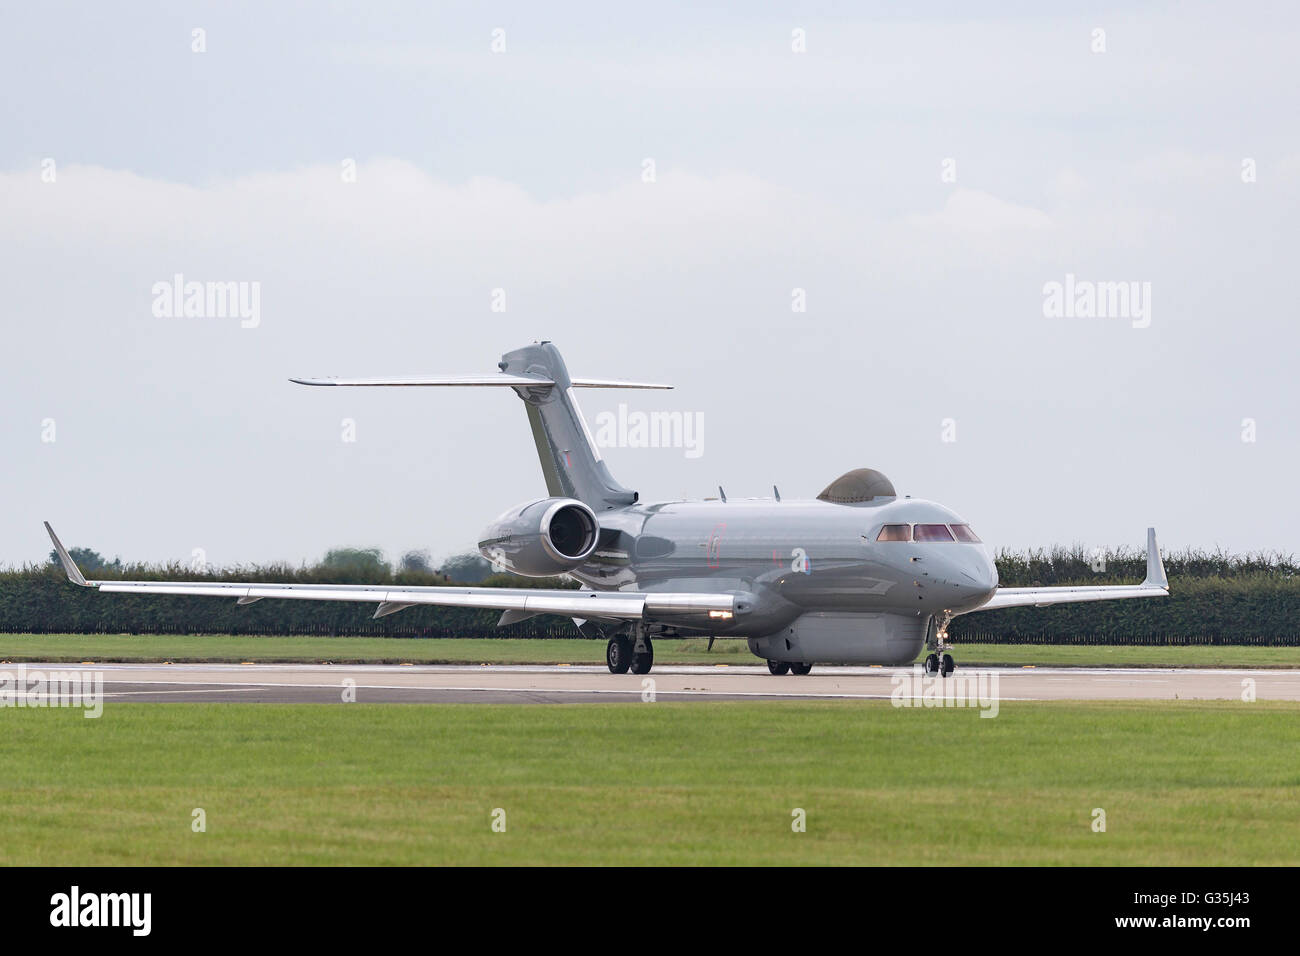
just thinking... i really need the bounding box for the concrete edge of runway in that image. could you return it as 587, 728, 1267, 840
5, 660, 1299, 676
3, 661, 1299, 705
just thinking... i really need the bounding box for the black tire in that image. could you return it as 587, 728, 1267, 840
606, 636, 632, 674
631, 637, 654, 675
924, 653, 940, 674
767, 659, 790, 675
941, 654, 955, 677
790, 662, 813, 676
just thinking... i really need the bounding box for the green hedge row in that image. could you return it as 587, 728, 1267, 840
948, 547, 1300, 644
950, 575, 1300, 645
5, 547, 1298, 643
1, 566, 578, 638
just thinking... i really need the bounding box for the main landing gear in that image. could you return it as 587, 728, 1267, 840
606, 625, 654, 675
766, 660, 813, 675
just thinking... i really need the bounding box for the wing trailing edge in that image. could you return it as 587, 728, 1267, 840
43, 523, 733, 623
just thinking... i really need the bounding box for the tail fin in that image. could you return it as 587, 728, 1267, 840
292, 341, 670, 511
499, 342, 640, 509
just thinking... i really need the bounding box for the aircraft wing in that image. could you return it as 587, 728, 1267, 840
43, 523, 734, 622
959, 527, 1169, 613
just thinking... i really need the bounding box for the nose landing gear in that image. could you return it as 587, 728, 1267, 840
924, 614, 957, 676
923, 652, 956, 677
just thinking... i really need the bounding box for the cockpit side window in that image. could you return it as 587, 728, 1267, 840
876, 524, 911, 542
913, 523, 955, 542
950, 524, 981, 543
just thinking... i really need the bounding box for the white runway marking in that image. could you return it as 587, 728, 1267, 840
1095, 677, 1171, 683
99, 687, 262, 697
89, 679, 1037, 702
22, 662, 1300, 703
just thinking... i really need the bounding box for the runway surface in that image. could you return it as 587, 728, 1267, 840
9, 662, 1300, 704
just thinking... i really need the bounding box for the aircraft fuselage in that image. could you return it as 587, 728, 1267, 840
563, 496, 998, 648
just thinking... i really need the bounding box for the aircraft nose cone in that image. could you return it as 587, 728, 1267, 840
961, 559, 998, 593
946, 553, 999, 607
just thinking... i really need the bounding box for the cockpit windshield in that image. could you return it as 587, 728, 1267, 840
876, 523, 981, 543
913, 524, 955, 542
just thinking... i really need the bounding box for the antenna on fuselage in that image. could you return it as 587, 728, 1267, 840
718, 486, 727, 502
773, 485, 781, 502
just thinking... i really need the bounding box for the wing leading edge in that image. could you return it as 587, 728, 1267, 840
960, 527, 1169, 613
43, 523, 734, 623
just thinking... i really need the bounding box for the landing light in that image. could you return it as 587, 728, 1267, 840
709, 610, 733, 620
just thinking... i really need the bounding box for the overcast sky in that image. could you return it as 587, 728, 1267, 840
3, 1, 1298, 568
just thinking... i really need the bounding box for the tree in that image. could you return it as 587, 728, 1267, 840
319, 547, 390, 579
399, 549, 433, 574
438, 552, 493, 584
48, 547, 119, 574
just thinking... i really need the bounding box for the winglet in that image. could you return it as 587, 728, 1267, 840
1143, 527, 1168, 590
44, 522, 90, 587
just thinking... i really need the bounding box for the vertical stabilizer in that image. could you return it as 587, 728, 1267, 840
499, 342, 638, 510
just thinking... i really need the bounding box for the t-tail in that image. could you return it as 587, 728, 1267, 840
291, 340, 671, 511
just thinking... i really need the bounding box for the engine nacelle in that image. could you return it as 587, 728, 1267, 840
477, 497, 600, 577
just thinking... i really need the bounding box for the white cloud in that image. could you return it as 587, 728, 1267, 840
1, 143, 1297, 562
904, 188, 1053, 233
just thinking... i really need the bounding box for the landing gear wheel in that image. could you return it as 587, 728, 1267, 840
789, 662, 813, 676
631, 636, 654, 675
606, 636, 632, 674
940, 653, 955, 677
923, 653, 940, 675
767, 659, 790, 675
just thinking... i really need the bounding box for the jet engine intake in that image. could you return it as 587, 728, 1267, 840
478, 497, 600, 576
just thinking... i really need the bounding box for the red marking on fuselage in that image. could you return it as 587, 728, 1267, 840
707, 523, 726, 569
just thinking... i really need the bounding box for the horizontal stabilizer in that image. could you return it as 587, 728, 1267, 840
290, 374, 552, 388
291, 375, 670, 389
570, 378, 672, 390
294, 343, 667, 510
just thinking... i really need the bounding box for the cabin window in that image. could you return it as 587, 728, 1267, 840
913, 523, 955, 542
950, 524, 982, 543
876, 524, 911, 542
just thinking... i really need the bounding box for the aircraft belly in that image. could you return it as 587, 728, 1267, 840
748, 611, 927, 665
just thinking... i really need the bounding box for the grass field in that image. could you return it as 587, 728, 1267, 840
1, 700, 1297, 865
0, 633, 1297, 669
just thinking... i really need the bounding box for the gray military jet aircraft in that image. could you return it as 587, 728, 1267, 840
46, 341, 1168, 676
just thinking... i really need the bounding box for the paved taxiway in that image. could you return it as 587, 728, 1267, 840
11, 662, 1300, 704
